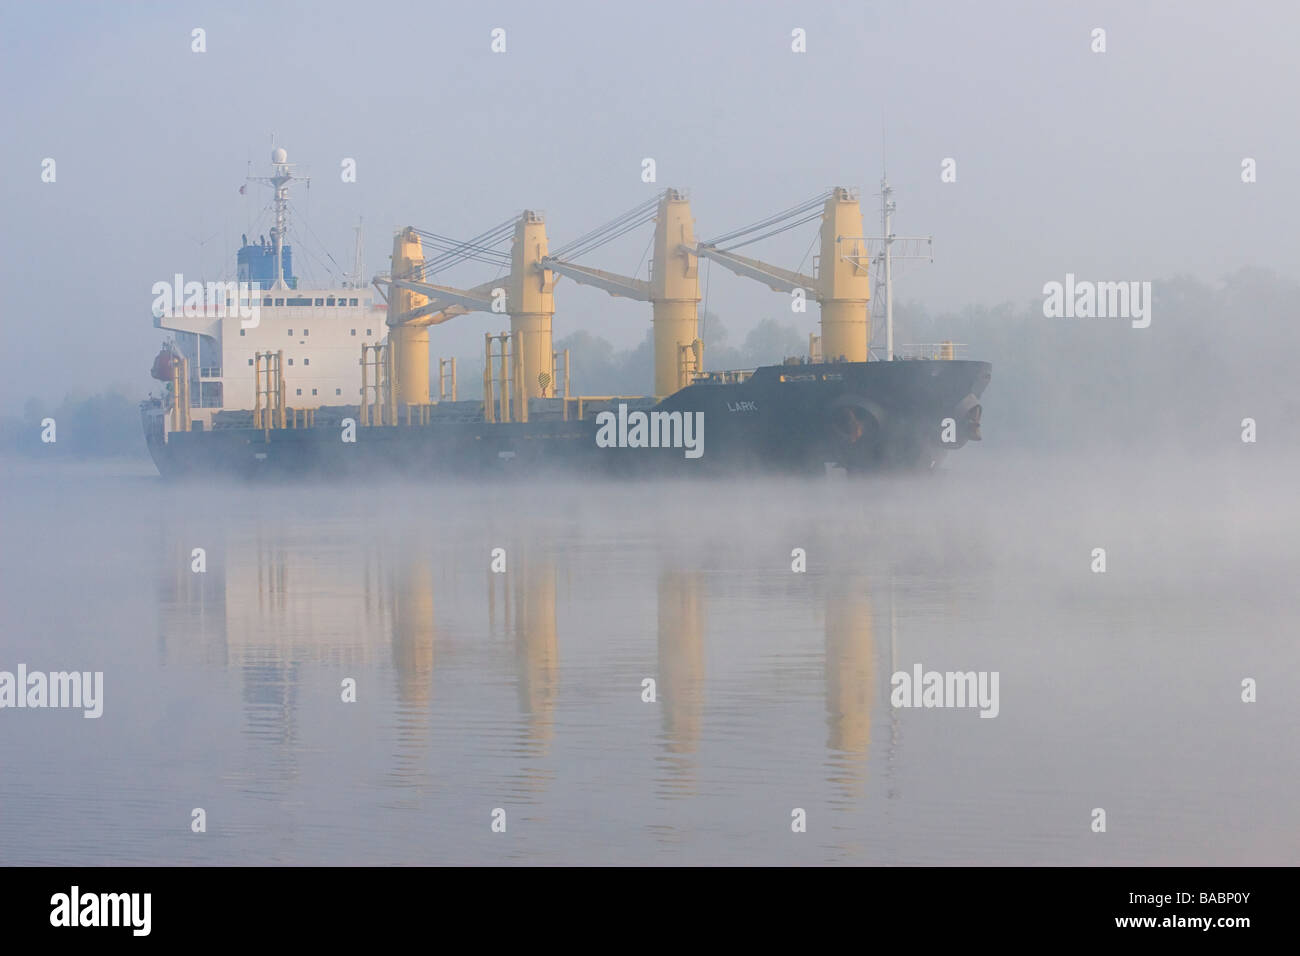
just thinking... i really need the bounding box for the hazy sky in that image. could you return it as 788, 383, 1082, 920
1, 0, 1295, 407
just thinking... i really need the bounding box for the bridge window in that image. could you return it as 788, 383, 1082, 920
314, 298, 324, 306
327, 297, 336, 306
349, 298, 358, 306
275, 298, 284, 306
262, 297, 272, 306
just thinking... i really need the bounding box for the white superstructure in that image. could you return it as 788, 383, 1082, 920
153, 149, 386, 429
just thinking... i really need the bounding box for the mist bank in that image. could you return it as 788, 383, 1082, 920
0, 388, 146, 459
895, 267, 1300, 454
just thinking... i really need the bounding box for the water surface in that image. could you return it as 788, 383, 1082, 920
0, 452, 1295, 865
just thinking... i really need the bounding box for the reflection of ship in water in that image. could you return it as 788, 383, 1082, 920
223, 529, 393, 669
489, 543, 559, 798
649, 566, 877, 806
155, 522, 396, 783
387, 541, 437, 785
823, 575, 875, 805
656, 568, 706, 798
156, 516, 569, 797
156, 534, 229, 668
153, 517, 889, 827
391, 546, 435, 706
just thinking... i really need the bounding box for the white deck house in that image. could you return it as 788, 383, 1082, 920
153, 148, 389, 429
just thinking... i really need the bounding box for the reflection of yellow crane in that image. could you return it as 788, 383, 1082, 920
514, 550, 558, 749
825, 579, 873, 757
695, 187, 871, 363
543, 189, 702, 398
375, 212, 556, 406
657, 568, 705, 757
392, 548, 435, 708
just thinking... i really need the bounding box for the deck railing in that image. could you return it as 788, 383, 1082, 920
897, 342, 968, 360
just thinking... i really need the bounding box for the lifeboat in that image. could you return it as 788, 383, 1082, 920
151, 347, 178, 382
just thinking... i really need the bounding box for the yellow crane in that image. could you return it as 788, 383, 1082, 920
694, 187, 871, 363
374, 186, 875, 413
376, 212, 556, 406
543, 189, 702, 398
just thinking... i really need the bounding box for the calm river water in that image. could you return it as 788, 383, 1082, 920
1, 452, 1295, 864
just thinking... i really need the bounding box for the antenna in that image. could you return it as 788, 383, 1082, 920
246, 147, 311, 290
838, 176, 933, 361
190, 224, 220, 284
881, 123, 887, 181
347, 218, 366, 288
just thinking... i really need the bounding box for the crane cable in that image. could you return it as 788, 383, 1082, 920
715, 209, 825, 253
705, 191, 829, 245
287, 201, 344, 283
414, 220, 513, 274
554, 196, 659, 258
415, 237, 510, 273
702, 190, 832, 252
388, 216, 517, 285
420, 216, 515, 265
551, 194, 661, 261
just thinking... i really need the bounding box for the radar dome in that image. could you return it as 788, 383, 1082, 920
271, 147, 288, 164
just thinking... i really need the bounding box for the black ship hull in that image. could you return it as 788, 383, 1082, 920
143, 359, 991, 480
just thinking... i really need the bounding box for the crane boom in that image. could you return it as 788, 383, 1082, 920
390, 277, 497, 315
541, 258, 651, 300
396, 301, 472, 327
693, 244, 818, 296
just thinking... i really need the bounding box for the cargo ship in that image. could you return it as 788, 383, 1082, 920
142, 150, 989, 479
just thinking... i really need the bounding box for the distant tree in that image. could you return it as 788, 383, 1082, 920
2, 388, 146, 458
555, 329, 616, 371
555, 329, 621, 395
22, 397, 46, 426
699, 310, 727, 349
690, 312, 738, 370
740, 318, 806, 367
887, 267, 1300, 452
616, 330, 654, 396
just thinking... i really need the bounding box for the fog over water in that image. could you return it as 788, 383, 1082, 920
1, 450, 1294, 864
